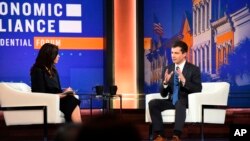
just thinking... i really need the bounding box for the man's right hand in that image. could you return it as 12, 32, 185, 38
163, 69, 173, 84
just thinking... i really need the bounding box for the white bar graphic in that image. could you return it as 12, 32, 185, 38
66, 4, 82, 17
59, 20, 82, 33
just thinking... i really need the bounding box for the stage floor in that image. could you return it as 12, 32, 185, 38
0, 108, 249, 141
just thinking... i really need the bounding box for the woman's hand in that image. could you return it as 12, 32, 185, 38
59, 93, 67, 98
59, 87, 76, 98
63, 87, 73, 93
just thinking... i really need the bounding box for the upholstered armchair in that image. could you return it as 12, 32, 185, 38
0, 82, 65, 125
0, 82, 68, 141
145, 82, 230, 140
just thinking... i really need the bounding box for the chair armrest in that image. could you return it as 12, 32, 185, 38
146, 93, 168, 104
188, 92, 228, 123
1, 92, 63, 125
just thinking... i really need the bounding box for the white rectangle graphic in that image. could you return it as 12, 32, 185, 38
66, 4, 82, 17
59, 20, 82, 33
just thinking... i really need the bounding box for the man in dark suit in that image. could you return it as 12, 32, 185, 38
149, 40, 202, 141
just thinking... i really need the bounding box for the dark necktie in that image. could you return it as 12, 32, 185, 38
172, 66, 179, 105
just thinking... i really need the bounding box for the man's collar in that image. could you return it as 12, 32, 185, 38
175, 60, 186, 71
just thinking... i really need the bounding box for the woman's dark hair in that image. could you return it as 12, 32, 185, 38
30, 43, 59, 76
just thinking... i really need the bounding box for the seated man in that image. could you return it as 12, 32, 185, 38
149, 40, 202, 141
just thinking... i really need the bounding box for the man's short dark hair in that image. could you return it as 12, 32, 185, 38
172, 40, 188, 53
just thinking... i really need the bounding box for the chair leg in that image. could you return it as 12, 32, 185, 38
43, 107, 48, 141
201, 105, 204, 141
0, 106, 48, 141
149, 124, 153, 141
200, 123, 204, 141
201, 105, 227, 141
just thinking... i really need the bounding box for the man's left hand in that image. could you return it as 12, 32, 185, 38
176, 69, 186, 85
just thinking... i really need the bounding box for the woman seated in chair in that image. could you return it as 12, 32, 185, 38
30, 43, 82, 123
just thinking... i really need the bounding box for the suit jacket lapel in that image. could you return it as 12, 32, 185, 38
182, 62, 189, 78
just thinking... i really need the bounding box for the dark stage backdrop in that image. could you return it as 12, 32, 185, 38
144, 0, 250, 107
